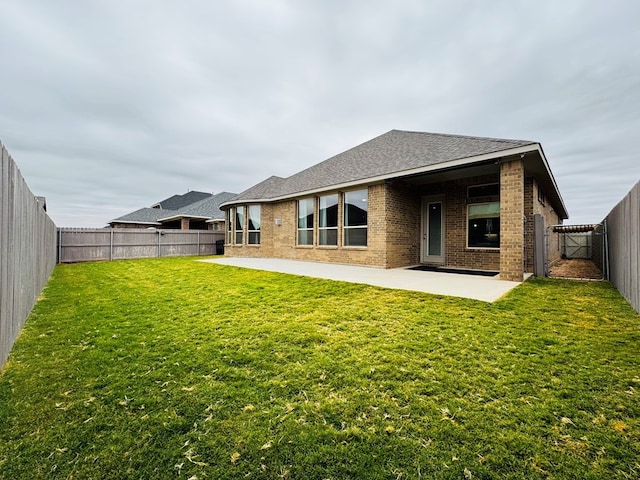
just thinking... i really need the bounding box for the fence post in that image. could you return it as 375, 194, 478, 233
110, 229, 114, 261
197, 231, 200, 256
158, 230, 161, 257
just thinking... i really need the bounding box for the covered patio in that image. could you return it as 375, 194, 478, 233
201, 257, 528, 302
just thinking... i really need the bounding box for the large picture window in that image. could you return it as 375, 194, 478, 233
234, 206, 245, 245
343, 189, 368, 246
318, 194, 338, 246
248, 205, 261, 245
468, 202, 500, 248
297, 198, 314, 245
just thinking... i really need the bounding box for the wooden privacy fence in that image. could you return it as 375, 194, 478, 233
57, 228, 225, 263
1, 141, 57, 370
604, 180, 640, 314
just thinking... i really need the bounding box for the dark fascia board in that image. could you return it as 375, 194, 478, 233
109, 219, 161, 226
157, 214, 211, 222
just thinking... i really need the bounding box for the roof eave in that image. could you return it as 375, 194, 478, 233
109, 220, 161, 226
158, 214, 211, 222
221, 144, 541, 207
532, 144, 569, 220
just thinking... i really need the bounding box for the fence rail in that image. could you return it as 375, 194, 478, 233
57, 228, 224, 263
1, 141, 57, 370
604, 180, 640, 314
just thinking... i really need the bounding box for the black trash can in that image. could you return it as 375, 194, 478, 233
215, 239, 225, 255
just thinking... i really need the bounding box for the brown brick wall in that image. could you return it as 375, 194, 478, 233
500, 159, 525, 281
441, 175, 501, 271
529, 178, 562, 268
224, 185, 390, 267
225, 169, 545, 277
385, 181, 421, 268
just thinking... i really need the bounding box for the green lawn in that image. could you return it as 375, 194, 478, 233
1, 257, 639, 479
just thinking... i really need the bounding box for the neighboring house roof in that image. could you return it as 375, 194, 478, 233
158, 192, 238, 222
111, 191, 238, 227
151, 190, 213, 210
110, 207, 175, 226
222, 129, 568, 219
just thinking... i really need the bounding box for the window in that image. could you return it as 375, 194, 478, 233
234, 206, 244, 245
248, 205, 261, 245
297, 198, 314, 245
468, 202, 500, 248
318, 194, 338, 246
538, 185, 546, 205
468, 183, 499, 199
227, 208, 233, 244
343, 189, 368, 246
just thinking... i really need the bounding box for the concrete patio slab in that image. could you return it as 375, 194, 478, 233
200, 257, 527, 302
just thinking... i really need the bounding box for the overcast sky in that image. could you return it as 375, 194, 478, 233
1, 0, 638, 227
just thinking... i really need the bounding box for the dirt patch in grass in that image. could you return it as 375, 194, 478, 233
550, 258, 603, 279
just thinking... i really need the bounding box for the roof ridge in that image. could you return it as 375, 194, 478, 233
391, 129, 535, 145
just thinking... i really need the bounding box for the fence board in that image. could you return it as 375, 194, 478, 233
57, 228, 224, 263
604, 180, 640, 314
0, 141, 57, 370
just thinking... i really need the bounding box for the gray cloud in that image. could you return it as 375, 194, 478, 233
1, 0, 638, 226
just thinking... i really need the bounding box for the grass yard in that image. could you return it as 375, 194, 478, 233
0, 257, 639, 479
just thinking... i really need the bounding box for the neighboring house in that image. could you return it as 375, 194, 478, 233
150, 190, 213, 210
109, 191, 237, 231
220, 130, 568, 281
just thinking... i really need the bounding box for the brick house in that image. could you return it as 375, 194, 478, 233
221, 130, 568, 281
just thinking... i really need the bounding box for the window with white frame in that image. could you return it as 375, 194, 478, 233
343, 189, 368, 246
297, 198, 314, 245
248, 205, 261, 245
468, 202, 500, 248
318, 194, 338, 246
234, 206, 245, 245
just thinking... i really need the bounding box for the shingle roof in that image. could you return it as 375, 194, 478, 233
110, 192, 238, 225
160, 192, 238, 221
229, 176, 286, 201
227, 130, 536, 203
110, 207, 176, 225
152, 190, 212, 210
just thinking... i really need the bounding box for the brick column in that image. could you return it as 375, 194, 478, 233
181, 218, 190, 230
500, 159, 524, 281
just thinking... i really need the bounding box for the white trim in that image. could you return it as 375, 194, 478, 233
533, 144, 569, 219
220, 145, 540, 208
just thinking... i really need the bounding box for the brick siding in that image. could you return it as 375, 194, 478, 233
225, 170, 545, 278
500, 159, 525, 281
